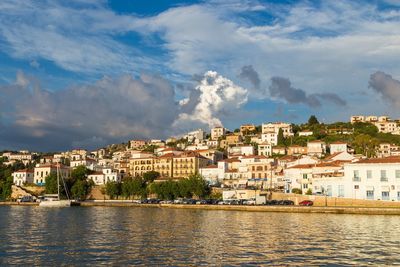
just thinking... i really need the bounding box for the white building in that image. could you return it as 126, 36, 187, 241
262, 122, 293, 137
307, 140, 326, 157
298, 130, 313, 137
228, 145, 255, 156
329, 141, 348, 154
88, 168, 121, 185
34, 164, 70, 186
261, 132, 278, 146
211, 126, 226, 140
258, 143, 272, 156
313, 157, 400, 201
185, 129, 205, 143
12, 169, 34, 186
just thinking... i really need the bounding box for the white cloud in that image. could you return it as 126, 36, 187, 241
174, 70, 248, 130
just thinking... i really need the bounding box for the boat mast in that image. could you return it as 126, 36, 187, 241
57, 164, 60, 201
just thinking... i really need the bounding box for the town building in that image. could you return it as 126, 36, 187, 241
287, 145, 307, 156
33, 164, 70, 186
313, 157, 400, 201
240, 124, 256, 136
262, 122, 293, 137
329, 141, 349, 154
211, 126, 225, 140
12, 169, 34, 186
307, 140, 326, 157
258, 143, 272, 156
130, 140, 146, 149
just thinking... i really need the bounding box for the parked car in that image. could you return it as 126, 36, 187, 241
18, 196, 34, 203
196, 200, 208, 205
174, 199, 184, 204
243, 199, 256, 205
265, 200, 278, 205
299, 200, 314, 206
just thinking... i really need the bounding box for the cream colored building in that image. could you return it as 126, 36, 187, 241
172, 152, 209, 179
12, 169, 34, 186
211, 126, 225, 140
262, 122, 293, 137
130, 157, 154, 177
240, 124, 256, 135
258, 143, 272, 156
154, 154, 174, 178
34, 164, 70, 186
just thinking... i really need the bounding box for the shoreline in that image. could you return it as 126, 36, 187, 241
3, 201, 400, 215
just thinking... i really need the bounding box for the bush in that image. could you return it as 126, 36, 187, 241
291, 188, 302, 194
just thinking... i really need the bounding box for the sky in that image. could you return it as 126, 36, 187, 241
1, 0, 400, 151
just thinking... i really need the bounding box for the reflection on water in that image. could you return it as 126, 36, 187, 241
0, 206, 399, 266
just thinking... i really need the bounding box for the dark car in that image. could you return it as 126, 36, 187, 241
279, 200, 294, 205
299, 200, 314, 206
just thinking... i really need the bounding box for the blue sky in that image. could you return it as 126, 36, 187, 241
1, 0, 400, 151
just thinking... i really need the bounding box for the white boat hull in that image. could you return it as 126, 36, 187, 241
39, 200, 72, 207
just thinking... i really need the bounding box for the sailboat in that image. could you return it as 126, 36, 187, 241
39, 164, 72, 207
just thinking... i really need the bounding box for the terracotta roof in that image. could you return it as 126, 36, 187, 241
288, 162, 341, 169
352, 156, 400, 164
226, 169, 238, 173
202, 165, 218, 169
14, 169, 34, 173
158, 153, 175, 158
35, 164, 69, 169
221, 158, 241, 163
324, 152, 341, 160
308, 140, 324, 143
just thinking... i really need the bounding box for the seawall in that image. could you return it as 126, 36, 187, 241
79, 201, 400, 215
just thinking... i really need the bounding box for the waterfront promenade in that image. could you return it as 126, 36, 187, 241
3, 201, 400, 215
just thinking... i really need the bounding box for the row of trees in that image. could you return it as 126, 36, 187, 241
104, 173, 211, 200
45, 165, 94, 200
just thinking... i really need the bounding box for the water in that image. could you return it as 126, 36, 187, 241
0, 206, 399, 266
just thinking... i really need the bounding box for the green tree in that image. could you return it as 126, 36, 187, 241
305, 188, 312, 195
71, 179, 92, 200
277, 128, 286, 146
308, 115, 319, 125
143, 171, 160, 184
45, 173, 58, 194
0, 176, 13, 200
105, 181, 121, 199
71, 165, 92, 181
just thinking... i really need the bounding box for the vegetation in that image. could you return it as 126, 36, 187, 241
291, 188, 302, 194
105, 181, 122, 199
143, 171, 160, 184
0, 158, 26, 200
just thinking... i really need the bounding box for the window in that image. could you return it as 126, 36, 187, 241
338, 185, 344, 197
353, 170, 360, 181
303, 174, 308, 179
327, 185, 332, 197
367, 170, 372, 179
396, 170, 400, 179
382, 191, 390, 200
381, 170, 388, 182
366, 190, 374, 200
354, 185, 359, 190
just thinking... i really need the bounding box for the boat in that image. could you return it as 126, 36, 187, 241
39, 164, 72, 207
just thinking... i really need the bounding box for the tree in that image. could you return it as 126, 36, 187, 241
122, 177, 146, 199
305, 188, 312, 195
277, 128, 285, 146
143, 171, 160, 184
308, 115, 319, 125
45, 173, 58, 194
0, 176, 13, 200
105, 181, 121, 199
71, 165, 92, 181
71, 179, 92, 200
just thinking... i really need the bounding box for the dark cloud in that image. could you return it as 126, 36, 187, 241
238, 65, 260, 89
269, 76, 346, 108
369, 71, 400, 107
0, 72, 180, 151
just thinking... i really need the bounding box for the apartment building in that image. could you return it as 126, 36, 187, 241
211, 126, 225, 140
12, 169, 34, 186
34, 164, 70, 186
262, 122, 293, 137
